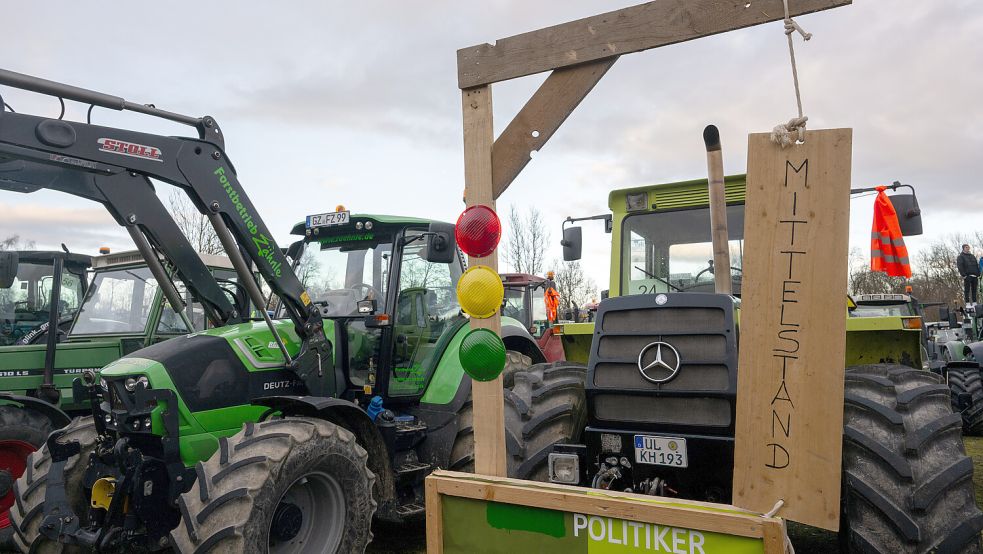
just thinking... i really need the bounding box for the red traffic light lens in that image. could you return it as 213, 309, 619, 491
455, 205, 501, 258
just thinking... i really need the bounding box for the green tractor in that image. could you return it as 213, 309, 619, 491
0, 249, 244, 548
0, 69, 586, 552
549, 173, 983, 551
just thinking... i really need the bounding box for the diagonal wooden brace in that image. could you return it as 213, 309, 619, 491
491, 58, 617, 199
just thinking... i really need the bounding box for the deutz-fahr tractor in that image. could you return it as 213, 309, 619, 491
549, 174, 983, 552
0, 69, 586, 552
0, 249, 242, 549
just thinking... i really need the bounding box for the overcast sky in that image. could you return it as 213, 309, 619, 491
1, 1, 980, 292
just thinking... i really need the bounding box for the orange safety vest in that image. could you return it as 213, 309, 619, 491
544, 286, 560, 323
870, 186, 912, 278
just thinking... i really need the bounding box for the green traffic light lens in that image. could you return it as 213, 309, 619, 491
459, 328, 506, 382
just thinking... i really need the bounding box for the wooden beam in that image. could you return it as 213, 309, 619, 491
425, 477, 443, 553
458, 0, 851, 88
491, 58, 617, 199
461, 85, 507, 477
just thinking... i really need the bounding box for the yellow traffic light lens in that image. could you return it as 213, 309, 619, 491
456, 265, 504, 319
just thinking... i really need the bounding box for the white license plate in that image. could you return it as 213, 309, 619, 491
634, 435, 688, 467
306, 211, 350, 228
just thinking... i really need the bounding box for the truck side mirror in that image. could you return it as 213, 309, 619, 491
889, 193, 922, 236
0, 251, 18, 289
423, 222, 456, 264
561, 226, 582, 261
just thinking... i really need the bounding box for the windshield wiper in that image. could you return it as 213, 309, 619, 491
634, 265, 682, 292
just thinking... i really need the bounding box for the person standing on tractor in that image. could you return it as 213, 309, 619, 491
957, 243, 980, 306
544, 270, 560, 324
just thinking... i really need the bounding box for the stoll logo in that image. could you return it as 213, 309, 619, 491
97, 138, 163, 162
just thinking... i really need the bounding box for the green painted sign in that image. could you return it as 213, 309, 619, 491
441, 497, 764, 554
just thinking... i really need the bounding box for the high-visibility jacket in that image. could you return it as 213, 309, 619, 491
870, 186, 911, 278
544, 281, 560, 323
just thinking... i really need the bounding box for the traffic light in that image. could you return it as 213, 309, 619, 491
455, 204, 507, 381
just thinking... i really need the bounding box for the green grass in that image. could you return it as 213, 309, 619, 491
964, 436, 983, 508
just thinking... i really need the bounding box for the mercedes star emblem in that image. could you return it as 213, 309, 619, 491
637, 341, 682, 383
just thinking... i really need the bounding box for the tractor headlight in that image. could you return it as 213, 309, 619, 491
548, 453, 580, 484
124, 376, 150, 392
99, 378, 110, 391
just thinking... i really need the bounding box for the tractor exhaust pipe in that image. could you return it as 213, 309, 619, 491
703, 125, 732, 295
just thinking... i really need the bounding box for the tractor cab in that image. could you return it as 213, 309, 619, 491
612, 183, 745, 298
0, 251, 90, 346
289, 212, 467, 403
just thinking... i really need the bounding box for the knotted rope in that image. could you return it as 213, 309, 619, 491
771, 0, 812, 148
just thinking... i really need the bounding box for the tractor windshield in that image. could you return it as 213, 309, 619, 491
72, 266, 189, 335
0, 260, 85, 345
621, 205, 745, 295
295, 240, 393, 317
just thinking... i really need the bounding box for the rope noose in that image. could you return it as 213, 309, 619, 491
771, 0, 812, 148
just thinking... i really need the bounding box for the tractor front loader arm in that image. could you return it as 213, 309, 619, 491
0, 68, 327, 371
0, 157, 238, 327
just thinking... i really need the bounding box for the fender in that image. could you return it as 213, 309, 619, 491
501, 319, 547, 363
0, 391, 71, 428
252, 395, 396, 514
965, 341, 983, 364
944, 340, 969, 362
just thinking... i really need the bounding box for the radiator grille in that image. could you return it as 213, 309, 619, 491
588, 293, 737, 431
593, 396, 731, 427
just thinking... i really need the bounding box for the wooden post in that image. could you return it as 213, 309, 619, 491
461, 85, 507, 476
704, 124, 732, 295
732, 129, 852, 530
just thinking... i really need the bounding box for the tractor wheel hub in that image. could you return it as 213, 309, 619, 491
270, 501, 303, 542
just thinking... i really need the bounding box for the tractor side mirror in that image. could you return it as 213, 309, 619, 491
561, 226, 582, 261
0, 251, 18, 289
889, 193, 923, 236
423, 222, 456, 264
285, 240, 304, 262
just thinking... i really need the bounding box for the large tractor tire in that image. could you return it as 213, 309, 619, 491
506, 362, 588, 481
448, 349, 533, 471
500, 350, 533, 389
946, 366, 983, 436
0, 406, 54, 550
449, 361, 587, 482
170, 417, 376, 554
842, 364, 983, 553
9, 416, 97, 554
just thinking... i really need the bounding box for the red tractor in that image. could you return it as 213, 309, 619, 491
501, 273, 565, 363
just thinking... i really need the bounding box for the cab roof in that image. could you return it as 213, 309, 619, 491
290, 213, 444, 236
15, 250, 91, 268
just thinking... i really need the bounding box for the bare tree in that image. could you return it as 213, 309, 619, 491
503, 206, 550, 276
552, 259, 597, 322
0, 235, 35, 251
168, 190, 223, 255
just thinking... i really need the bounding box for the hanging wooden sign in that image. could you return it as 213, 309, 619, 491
732, 128, 852, 530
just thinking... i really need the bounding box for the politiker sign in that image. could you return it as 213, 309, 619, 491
732, 129, 853, 530
427, 471, 788, 554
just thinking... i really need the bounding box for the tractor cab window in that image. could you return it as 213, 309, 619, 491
73, 267, 161, 335
622, 205, 745, 296
0, 261, 85, 345
296, 240, 392, 317
389, 230, 465, 397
